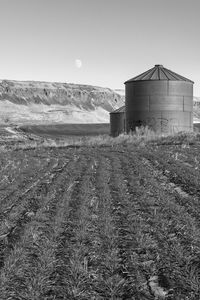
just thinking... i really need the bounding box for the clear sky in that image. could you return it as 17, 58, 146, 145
0, 0, 199, 95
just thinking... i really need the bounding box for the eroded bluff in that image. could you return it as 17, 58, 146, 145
0, 80, 124, 112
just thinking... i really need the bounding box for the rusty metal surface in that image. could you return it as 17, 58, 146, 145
110, 112, 126, 137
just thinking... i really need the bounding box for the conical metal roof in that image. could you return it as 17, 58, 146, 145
110, 106, 125, 114
125, 65, 194, 83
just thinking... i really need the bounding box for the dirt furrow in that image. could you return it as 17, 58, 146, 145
119, 150, 200, 298
0, 155, 59, 210
139, 148, 200, 197
139, 155, 200, 228
0, 153, 85, 299
89, 154, 127, 299
0, 152, 75, 279
44, 153, 100, 299
103, 151, 157, 299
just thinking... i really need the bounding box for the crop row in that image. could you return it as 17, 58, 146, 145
0, 149, 82, 299
117, 149, 200, 298
137, 145, 200, 197
1, 144, 200, 299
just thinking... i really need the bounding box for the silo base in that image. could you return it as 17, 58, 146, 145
126, 111, 193, 134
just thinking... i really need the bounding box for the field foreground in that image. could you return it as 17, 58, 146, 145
1, 137, 200, 299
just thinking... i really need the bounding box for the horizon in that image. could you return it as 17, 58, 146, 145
0, 0, 199, 95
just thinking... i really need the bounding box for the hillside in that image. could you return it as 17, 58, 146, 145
0, 80, 124, 125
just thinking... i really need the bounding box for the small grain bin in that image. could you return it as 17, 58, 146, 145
110, 106, 125, 137
125, 65, 194, 134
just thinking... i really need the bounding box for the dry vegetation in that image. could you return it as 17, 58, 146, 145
1, 127, 200, 299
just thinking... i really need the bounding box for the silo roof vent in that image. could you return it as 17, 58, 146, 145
125, 65, 194, 83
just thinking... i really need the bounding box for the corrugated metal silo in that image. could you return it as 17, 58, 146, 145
125, 65, 194, 134
110, 106, 125, 137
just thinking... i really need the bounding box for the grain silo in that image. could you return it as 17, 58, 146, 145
110, 106, 125, 137
125, 64, 194, 134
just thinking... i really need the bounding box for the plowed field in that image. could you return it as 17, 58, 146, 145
1, 141, 200, 299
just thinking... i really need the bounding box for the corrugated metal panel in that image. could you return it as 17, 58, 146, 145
126, 81, 168, 96
126, 111, 192, 133
125, 64, 194, 134
110, 111, 126, 137
160, 111, 192, 133
168, 81, 193, 96
149, 96, 183, 111
183, 97, 193, 112
126, 111, 162, 132
126, 96, 149, 111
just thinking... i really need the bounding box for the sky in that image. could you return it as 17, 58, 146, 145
0, 0, 199, 95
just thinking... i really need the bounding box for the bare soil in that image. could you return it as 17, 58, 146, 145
0, 140, 200, 299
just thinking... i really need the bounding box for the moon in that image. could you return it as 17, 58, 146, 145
75, 59, 82, 69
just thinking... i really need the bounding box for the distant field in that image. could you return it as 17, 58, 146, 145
20, 123, 110, 137
2, 123, 198, 139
